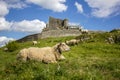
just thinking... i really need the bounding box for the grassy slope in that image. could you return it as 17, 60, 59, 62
0, 35, 120, 80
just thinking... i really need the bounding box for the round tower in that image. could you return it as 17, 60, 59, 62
63, 19, 68, 29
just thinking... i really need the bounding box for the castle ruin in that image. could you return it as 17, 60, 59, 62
44, 16, 69, 31
17, 17, 81, 42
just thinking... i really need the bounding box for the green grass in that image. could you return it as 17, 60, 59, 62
0, 35, 120, 80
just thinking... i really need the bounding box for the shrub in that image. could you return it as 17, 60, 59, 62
6, 41, 19, 52
110, 29, 120, 33
108, 30, 120, 44
113, 34, 120, 44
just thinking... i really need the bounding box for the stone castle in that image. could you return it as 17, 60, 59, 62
45, 16, 68, 30
17, 17, 81, 42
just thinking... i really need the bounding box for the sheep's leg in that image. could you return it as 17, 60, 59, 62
42, 59, 57, 63
42, 53, 58, 63
51, 60, 57, 63
59, 55, 66, 60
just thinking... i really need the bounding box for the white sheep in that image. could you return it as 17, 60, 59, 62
32, 41, 38, 45
4, 47, 8, 51
65, 39, 80, 46
17, 42, 70, 63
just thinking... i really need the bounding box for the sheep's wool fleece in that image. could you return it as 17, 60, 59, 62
18, 47, 57, 63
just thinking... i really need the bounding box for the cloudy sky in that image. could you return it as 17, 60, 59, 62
0, 0, 120, 47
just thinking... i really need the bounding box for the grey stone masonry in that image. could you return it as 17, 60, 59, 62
41, 29, 81, 39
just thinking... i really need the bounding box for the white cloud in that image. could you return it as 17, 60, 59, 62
0, 36, 15, 47
12, 19, 46, 33
0, 17, 46, 33
0, 0, 27, 17
0, 1, 9, 17
26, 0, 67, 12
0, 1, 45, 33
75, 2, 83, 13
0, 17, 12, 31
0, 0, 27, 31
85, 0, 120, 18
4, 0, 27, 9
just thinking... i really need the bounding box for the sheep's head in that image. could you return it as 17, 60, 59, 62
54, 42, 70, 60
56, 42, 70, 53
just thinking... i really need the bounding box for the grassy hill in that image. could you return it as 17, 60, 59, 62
0, 31, 120, 80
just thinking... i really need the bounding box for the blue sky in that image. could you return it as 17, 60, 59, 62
0, 0, 120, 47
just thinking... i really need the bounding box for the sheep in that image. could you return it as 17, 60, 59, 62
17, 42, 70, 63
65, 39, 80, 46
4, 47, 8, 52
32, 41, 38, 45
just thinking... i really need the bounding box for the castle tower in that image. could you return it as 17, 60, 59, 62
48, 16, 69, 30
63, 19, 68, 29
49, 16, 62, 30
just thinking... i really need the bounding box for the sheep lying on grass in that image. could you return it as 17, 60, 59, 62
65, 39, 80, 46
17, 43, 70, 63
32, 41, 38, 45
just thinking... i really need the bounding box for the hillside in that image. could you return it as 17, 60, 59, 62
0, 31, 120, 80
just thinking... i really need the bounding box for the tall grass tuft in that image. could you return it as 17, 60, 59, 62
6, 41, 19, 52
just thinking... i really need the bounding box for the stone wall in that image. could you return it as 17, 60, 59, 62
17, 29, 81, 42
41, 29, 81, 39
17, 33, 41, 42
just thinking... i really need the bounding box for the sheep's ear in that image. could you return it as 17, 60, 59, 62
57, 43, 62, 54
58, 48, 62, 54
59, 42, 62, 45
57, 42, 62, 47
